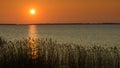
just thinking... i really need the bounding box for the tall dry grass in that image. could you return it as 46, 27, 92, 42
0, 37, 120, 68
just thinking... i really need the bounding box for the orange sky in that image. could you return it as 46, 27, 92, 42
0, 0, 120, 24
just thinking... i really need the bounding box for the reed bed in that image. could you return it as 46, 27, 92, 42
0, 37, 120, 68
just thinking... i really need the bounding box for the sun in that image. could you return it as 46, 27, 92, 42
30, 9, 36, 15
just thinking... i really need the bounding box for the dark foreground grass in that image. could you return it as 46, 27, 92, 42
0, 37, 120, 68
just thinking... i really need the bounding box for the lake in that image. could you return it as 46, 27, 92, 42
0, 24, 120, 46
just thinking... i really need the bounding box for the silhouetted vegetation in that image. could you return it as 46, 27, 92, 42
0, 37, 120, 68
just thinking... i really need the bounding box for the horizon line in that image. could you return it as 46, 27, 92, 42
0, 23, 120, 25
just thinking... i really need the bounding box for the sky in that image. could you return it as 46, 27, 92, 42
0, 0, 120, 24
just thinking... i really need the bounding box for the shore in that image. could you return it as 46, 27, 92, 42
0, 37, 120, 68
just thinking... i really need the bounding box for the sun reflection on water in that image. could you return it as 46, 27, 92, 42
28, 25, 38, 59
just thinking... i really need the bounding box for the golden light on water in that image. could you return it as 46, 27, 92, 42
29, 25, 37, 38
28, 25, 38, 59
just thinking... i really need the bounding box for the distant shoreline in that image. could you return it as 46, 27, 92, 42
0, 23, 120, 25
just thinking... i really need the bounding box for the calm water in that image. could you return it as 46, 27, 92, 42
0, 25, 120, 46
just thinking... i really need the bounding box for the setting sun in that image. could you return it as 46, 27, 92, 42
30, 9, 36, 15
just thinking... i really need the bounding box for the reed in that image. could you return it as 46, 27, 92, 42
0, 37, 120, 68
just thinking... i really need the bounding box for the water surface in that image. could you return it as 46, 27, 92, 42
0, 25, 120, 46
